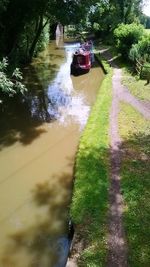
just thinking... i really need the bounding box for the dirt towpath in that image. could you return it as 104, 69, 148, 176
100, 48, 150, 267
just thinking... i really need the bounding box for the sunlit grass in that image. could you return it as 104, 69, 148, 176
70, 63, 112, 266
119, 103, 150, 267
99, 43, 150, 101
122, 68, 150, 101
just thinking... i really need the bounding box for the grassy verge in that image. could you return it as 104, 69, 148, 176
96, 43, 150, 101
119, 103, 150, 267
111, 47, 150, 101
122, 68, 150, 101
70, 63, 112, 266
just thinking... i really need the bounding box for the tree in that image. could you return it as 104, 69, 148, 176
88, 0, 144, 37
88, 1, 115, 35
140, 14, 150, 28
111, 0, 143, 24
0, 0, 146, 63
0, 0, 51, 60
114, 23, 144, 58
0, 0, 95, 62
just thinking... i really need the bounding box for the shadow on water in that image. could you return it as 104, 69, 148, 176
1, 131, 149, 266
0, 95, 46, 148
1, 156, 75, 267
0, 60, 71, 149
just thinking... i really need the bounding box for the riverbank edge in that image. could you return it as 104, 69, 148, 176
66, 58, 112, 266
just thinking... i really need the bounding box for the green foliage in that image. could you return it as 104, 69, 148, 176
129, 34, 150, 62
112, 0, 143, 24
13, 18, 50, 63
0, 0, 145, 63
129, 44, 139, 62
70, 64, 112, 266
36, 22, 49, 52
89, 1, 114, 34
0, 0, 96, 63
141, 63, 150, 82
88, 0, 143, 38
0, 0, 8, 13
0, 0, 52, 62
140, 13, 150, 29
114, 23, 144, 58
0, 58, 27, 98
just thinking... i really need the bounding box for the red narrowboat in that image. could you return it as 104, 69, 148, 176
71, 50, 91, 75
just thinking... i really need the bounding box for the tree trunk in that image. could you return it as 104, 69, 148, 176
28, 15, 48, 62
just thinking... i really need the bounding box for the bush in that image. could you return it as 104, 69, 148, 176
0, 58, 27, 100
129, 35, 150, 63
114, 23, 144, 59
141, 63, 150, 82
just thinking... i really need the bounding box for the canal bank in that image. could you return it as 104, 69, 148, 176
67, 57, 112, 267
0, 40, 104, 267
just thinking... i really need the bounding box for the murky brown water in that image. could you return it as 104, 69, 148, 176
0, 39, 104, 267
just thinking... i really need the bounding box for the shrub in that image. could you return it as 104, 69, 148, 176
0, 58, 27, 100
129, 34, 150, 63
114, 23, 144, 59
141, 63, 150, 82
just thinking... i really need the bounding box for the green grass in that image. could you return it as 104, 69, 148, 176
122, 68, 150, 101
108, 43, 150, 101
119, 103, 150, 267
70, 64, 112, 266
96, 43, 150, 101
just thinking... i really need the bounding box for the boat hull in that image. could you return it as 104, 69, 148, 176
70, 51, 91, 76
71, 63, 91, 76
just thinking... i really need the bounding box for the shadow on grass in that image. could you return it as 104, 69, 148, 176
121, 132, 150, 267
70, 130, 150, 267
96, 45, 135, 74
70, 145, 109, 266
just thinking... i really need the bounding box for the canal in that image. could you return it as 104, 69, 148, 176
0, 39, 104, 267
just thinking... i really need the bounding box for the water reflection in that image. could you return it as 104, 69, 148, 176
56, 23, 64, 49
25, 41, 89, 129
56, 35, 64, 49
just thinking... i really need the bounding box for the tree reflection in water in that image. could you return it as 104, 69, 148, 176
27, 85, 71, 123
